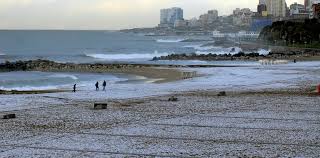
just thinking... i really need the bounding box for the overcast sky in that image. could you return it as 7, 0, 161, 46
0, 0, 303, 30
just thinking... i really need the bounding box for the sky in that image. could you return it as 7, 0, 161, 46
0, 0, 304, 30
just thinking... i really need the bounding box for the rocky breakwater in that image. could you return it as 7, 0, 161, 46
0, 60, 196, 83
152, 49, 320, 61
152, 52, 266, 61
0, 60, 150, 72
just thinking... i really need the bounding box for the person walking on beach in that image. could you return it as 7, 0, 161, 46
73, 84, 77, 92
102, 80, 107, 91
95, 81, 99, 91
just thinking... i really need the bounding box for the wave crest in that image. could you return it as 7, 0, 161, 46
156, 39, 185, 43
0, 85, 66, 91
85, 52, 170, 60
195, 47, 242, 55
48, 74, 79, 80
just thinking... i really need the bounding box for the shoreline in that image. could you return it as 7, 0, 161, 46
0, 60, 200, 94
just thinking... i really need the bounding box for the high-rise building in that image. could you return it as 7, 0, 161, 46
160, 7, 183, 27
265, 0, 287, 18
199, 10, 219, 26
257, 4, 268, 16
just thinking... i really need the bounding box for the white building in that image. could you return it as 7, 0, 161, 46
160, 7, 183, 27
290, 2, 306, 16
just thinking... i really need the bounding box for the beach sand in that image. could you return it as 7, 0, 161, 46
0, 87, 319, 157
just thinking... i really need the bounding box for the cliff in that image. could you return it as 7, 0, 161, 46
259, 19, 320, 45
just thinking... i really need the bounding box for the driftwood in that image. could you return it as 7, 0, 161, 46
94, 103, 108, 109
3, 114, 16, 119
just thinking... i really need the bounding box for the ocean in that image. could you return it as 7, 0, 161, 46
0, 30, 216, 64
0, 30, 259, 91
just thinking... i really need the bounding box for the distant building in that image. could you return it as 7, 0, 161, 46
233, 8, 254, 26
290, 2, 307, 16
265, 0, 287, 18
187, 18, 201, 27
174, 20, 188, 28
257, 4, 268, 16
305, 0, 318, 10
286, 2, 308, 20
159, 7, 183, 27
305, 0, 311, 10
199, 10, 218, 26
311, 1, 320, 19
207, 10, 219, 23
305, 0, 320, 18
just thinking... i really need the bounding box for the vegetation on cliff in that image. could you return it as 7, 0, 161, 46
259, 19, 320, 47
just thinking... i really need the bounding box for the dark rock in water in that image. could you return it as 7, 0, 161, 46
168, 96, 178, 102
3, 114, 16, 119
94, 103, 108, 110
218, 91, 226, 96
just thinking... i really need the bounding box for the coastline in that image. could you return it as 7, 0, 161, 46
0, 60, 200, 94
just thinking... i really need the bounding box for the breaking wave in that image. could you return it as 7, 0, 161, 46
183, 45, 215, 51
156, 39, 185, 43
257, 49, 271, 55
195, 47, 242, 55
48, 74, 79, 80
0, 53, 6, 56
0, 85, 67, 91
85, 52, 171, 60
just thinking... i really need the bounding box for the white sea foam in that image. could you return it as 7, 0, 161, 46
156, 39, 185, 43
195, 47, 242, 55
183, 45, 215, 51
257, 49, 271, 55
85, 52, 170, 60
0, 85, 66, 91
48, 74, 79, 80
0, 53, 6, 56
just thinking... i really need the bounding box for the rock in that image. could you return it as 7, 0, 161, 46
168, 96, 178, 102
3, 114, 16, 119
218, 91, 226, 96
94, 103, 108, 109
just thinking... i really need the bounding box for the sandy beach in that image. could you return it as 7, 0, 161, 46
0, 88, 319, 157
0, 60, 320, 157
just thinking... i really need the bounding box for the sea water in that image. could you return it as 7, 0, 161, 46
0, 30, 265, 91
0, 71, 141, 91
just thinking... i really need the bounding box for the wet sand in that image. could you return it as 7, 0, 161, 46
0, 66, 192, 95
0, 87, 319, 157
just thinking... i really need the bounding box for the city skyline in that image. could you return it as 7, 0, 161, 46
0, 0, 304, 30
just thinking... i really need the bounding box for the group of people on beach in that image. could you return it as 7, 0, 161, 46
72, 80, 107, 92
95, 80, 107, 91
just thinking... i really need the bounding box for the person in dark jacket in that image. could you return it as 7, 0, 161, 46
95, 81, 99, 91
73, 84, 77, 92
102, 80, 107, 91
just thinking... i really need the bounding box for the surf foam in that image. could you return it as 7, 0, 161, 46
156, 39, 185, 43
48, 74, 79, 80
85, 52, 170, 60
